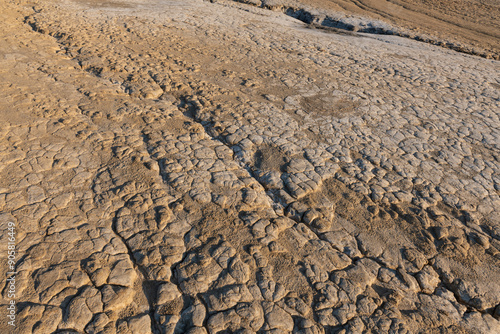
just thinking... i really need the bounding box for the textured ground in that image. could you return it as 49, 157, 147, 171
0, 0, 499, 333
245, 0, 500, 59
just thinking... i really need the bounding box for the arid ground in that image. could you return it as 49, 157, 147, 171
272, 0, 500, 58
0, 0, 499, 333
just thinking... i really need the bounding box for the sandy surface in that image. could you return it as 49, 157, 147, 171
0, 0, 499, 333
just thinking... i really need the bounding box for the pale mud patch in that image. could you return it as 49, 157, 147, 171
72, 0, 135, 8
299, 176, 500, 291
165, 117, 205, 135
296, 177, 437, 256
301, 94, 362, 118
268, 250, 314, 296
253, 145, 289, 172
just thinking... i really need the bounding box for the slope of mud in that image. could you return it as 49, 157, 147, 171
227, 0, 500, 59
1, 0, 499, 333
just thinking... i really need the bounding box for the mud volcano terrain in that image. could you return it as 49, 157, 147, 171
0, 0, 499, 333
253, 0, 500, 59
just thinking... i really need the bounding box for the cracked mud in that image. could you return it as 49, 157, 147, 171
0, 0, 499, 333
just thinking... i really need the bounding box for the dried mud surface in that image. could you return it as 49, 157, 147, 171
289, 0, 499, 58
0, 0, 499, 333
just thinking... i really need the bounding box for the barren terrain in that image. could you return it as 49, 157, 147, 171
0, 0, 499, 333
260, 0, 500, 58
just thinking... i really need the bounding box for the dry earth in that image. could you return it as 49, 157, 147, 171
0, 0, 499, 333
238, 0, 500, 59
